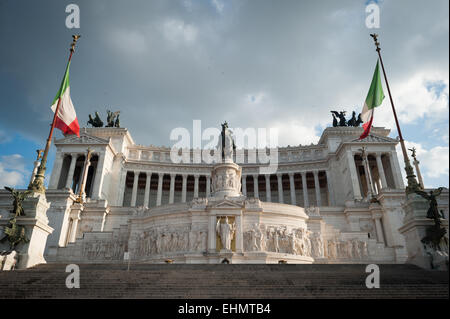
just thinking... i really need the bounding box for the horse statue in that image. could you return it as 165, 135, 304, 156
330, 111, 347, 127
87, 112, 104, 127
106, 110, 120, 127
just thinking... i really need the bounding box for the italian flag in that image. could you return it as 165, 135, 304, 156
359, 59, 385, 140
50, 60, 80, 137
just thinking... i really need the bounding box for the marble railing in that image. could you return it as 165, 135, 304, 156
126, 147, 329, 164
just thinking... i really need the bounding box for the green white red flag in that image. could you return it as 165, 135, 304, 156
50, 60, 80, 137
359, 59, 385, 139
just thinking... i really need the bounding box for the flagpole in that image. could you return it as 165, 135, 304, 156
369, 34, 420, 194
29, 35, 81, 193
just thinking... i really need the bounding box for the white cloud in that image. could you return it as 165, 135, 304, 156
108, 28, 148, 55
245, 92, 266, 105
396, 141, 449, 187
375, 70, 449, 129
211, 0, 224, 13
161, 18, 198, 45
0, 154, 27, 188
269, 120, 321, 147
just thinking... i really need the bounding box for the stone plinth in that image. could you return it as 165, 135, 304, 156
210, 162, 242, 199
0, 192, 54, 269
399, 193, 449, 270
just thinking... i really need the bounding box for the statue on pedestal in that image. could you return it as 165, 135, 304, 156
219, 122, 236, 163
415, 187, 447, 250
1, 187, 31, 252
216, 217, 235, 251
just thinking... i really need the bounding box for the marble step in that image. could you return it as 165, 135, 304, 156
0, 263, 447, 299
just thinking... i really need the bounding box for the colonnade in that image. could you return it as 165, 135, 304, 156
49, 152, 104, 199
347, 150, 403, 200
119, 169, 332, 208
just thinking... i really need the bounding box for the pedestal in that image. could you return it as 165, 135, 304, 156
15, 193, 53, 269
399, 193, 449, 270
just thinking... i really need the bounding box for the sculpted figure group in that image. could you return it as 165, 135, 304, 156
134, 226, 208, 257
324, 237, 369, 260
82, 239, 126, 261
212, 168, 240, 193
243, 224, 370, 260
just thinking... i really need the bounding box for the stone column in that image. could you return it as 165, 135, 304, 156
235, 214, 243, 253
206, 176, 211, 197
65, 153, 78, 190
181, 174, 187, 202
253, 174, 259, 198
208, 215, 216, 252
325, 170, 335, 206
301, 171, 309, 207
277, 173, 283, 204
389, 151, 405, 189
131, 171, 139, 207
375, 153, 388, 189
347, 150, 362, 200
143, 172, 151, 207
68, 204, 82, 244
78, 152, 93, 202
117, 170, 127, 206
169, 173, 176, 204
265, 174, 271, 202
194, 174, 199, 198
156, 173, 164, 206
313, 170, 322, 207
91, 151, 106, 200
289, 173, 296, 205
374, 217, 385, 244
362, 157, 373, 198
413, 159, 425, 189
242, 175, 247, 196
48, 152, 64, 189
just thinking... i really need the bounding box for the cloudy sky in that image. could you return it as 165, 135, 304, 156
0, 0, 448, 189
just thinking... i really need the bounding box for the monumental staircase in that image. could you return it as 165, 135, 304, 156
0, 263, 448, 298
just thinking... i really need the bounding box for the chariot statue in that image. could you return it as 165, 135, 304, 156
87, 112, 104, 127
106, 110, 120, 128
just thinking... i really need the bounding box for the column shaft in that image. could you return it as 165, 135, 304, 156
301, 172, 309, 207
48, 152, 63, 189
347, 150, 362, 199
289, 173, 296, 205
117, 170, 127, 206
265, 174, 271, 202
181, 175, 187, 202
206, 176, 211, 197
65, 154, 78, 189
376, 153, 388, 189
242, 176, 247, 196
194, 175, 199, 198
143, 172, 151, 207
131, 171, 139, 207
169, 174, 176, 204
374, 218, 385, 244
313, 170, 322, 207
325, 170, 334, 206
277, 174, 283, 204
156, 173, 163, 206
253, 174, 259, 198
